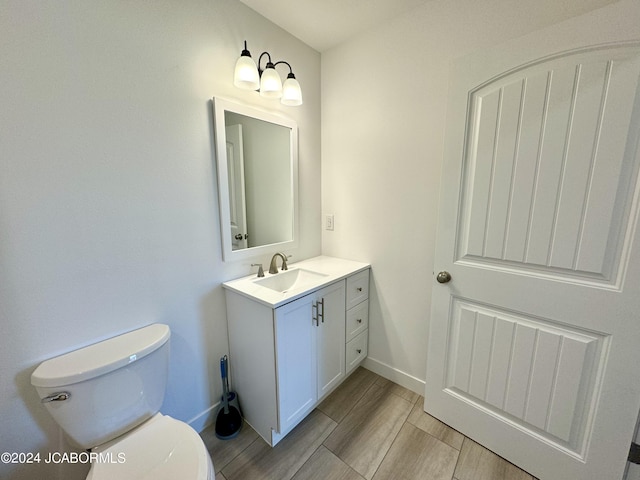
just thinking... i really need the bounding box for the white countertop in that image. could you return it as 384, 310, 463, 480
222, 255, 370, 308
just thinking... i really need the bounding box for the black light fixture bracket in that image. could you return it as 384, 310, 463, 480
256, 52, 296, 78
239, 40, 252, 58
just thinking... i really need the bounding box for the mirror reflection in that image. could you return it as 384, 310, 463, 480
213, 98, 298, 262
224, 112, 292, 250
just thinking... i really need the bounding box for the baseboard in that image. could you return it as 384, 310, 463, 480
187, 400, 220, 433
188, 359, 425, 432
361, 357, 425, 397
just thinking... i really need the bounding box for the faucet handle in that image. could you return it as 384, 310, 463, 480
251, 263, 264, 278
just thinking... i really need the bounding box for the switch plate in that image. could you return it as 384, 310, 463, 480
325, 214, 334, 231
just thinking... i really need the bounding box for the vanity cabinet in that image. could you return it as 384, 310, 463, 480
224, 264, 369, 446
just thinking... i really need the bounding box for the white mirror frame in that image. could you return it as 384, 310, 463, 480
212, 97, 299, 262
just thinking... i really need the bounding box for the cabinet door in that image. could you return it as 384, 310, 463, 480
274, 294, 317, 434
316, 281, 346, 399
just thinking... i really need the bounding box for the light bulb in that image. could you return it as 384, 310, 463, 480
234, 55, 259, 90
281, 75, 302, 106
260, 66, 282, 98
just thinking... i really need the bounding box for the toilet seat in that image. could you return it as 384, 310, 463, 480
86, 414, 214, 480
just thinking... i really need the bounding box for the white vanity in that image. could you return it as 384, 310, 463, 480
223, 255, 370, 446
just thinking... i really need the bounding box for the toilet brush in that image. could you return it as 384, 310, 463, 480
215, 355, 242, 440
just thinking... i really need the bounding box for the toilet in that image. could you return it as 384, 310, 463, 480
31, 324, 215, 479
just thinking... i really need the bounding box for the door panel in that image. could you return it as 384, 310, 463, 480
426, 42, 640, 480
316, 281, 346, 399
275, 294, 316, 433
456, 48, 640, 285
445, 298, 605, 452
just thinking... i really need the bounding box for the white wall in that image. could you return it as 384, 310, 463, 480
0, 1, 320, 479
321, 0, 638, 392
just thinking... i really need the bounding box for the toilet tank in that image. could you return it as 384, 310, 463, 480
31, 324, 171, 449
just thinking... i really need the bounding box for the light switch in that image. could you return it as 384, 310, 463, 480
325, 214, 334, 231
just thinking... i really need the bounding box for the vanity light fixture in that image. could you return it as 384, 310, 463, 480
233, 41, 303, 106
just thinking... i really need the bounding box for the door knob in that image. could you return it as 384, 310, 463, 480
436, 271, 452, 283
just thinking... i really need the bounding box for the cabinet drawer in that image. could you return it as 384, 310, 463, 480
346, 301, 368, 342
346, 329, 368, 374
346, 269, 370, 309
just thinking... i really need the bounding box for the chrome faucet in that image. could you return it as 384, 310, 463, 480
268, 253, 289, 274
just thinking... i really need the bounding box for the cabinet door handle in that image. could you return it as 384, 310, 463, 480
312, 302, 318, 326
356, 287, 363, 292
318, 298, 325, 323
357, 318, 362, 324
356, 349, 362, 354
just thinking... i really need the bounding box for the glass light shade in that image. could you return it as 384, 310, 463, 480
234, 55, 259, 90
260, 67, 283, 98
281, 77, 303, 106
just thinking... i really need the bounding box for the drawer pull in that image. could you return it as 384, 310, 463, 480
356, 349, 362, 354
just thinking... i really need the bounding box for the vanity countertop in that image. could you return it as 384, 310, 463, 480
222, 255, 370, 308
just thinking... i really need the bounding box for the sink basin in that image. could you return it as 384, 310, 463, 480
254, 268, 329, 294
223, 256, 370, 308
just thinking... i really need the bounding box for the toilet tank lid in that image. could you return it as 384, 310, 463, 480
31, 324, 170, 388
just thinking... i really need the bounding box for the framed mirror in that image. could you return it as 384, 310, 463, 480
212, 97, 298, 261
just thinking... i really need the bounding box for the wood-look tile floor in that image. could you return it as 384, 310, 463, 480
201, 367, 538, 480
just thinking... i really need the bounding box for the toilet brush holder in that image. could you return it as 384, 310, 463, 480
215, 355, 242, 440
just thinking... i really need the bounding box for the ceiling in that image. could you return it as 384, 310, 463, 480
238, 0, 619, 53
238, 0, 432, 52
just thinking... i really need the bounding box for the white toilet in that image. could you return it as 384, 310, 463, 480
31, 324, 215, 479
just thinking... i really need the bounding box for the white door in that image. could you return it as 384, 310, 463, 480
425, 42, 640, 480
275, 293, 317, 435
316, 281, 346, 399
226, 124, 248, 250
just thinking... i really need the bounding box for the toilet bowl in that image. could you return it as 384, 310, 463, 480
31, 324, 214, 480
87, 414, 214, 480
